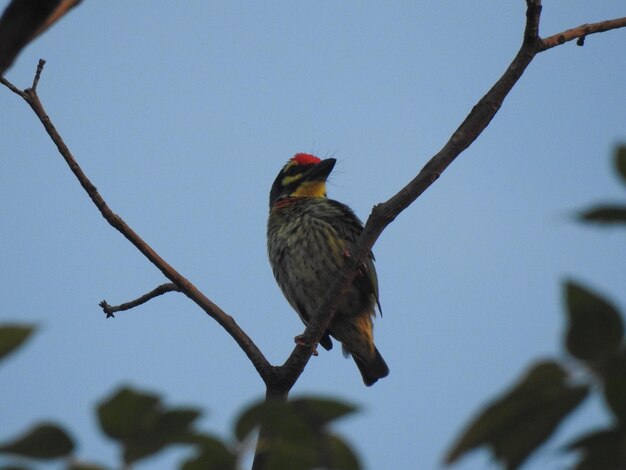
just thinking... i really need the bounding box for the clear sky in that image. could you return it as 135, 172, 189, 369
1, 2, 625, 469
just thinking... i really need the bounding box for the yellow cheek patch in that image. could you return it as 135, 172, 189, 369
292, 180, 327, 198
282, 173, 302, 186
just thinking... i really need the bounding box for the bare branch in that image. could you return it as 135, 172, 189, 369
0, 74, 25, 97
273, 0, 543, 392
541, 17, 626, 51
3, 0, 626, 400
1, 66, 273, 383
100, 283, 180, 318
273, 0, 626, 392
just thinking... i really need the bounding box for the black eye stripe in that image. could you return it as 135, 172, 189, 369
283, 164, 313, 177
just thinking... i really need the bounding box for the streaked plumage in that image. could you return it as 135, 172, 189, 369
267, 153, 389, 386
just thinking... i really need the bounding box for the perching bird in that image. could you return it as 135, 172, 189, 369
267, 153, 389, 386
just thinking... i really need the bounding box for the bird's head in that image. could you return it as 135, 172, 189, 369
269, 153, 336, 208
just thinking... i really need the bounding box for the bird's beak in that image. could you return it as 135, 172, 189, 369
304, 158, 336, 182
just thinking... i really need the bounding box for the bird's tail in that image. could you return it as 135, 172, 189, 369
353, 347, 389, 386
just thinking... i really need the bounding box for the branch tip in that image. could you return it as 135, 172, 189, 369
99, 300, 115, 318
32, 59, 46, 91
100, 283, 180, 316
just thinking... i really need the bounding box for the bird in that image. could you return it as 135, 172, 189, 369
267, 152, 389, 386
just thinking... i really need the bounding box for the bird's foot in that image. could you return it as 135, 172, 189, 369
294, 334, 319, 356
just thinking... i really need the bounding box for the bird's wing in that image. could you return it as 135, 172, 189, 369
324, 199, 382, 316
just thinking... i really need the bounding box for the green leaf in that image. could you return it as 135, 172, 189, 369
258, 433, 361, 470
0, 325, 36, 362
291, 397, 358, 429
603, 351, 626, 423
235, 397, 357, 442
181, 435, 237, 470
97, 386, 203, 464
235, 399, 314, 445
235, 397, 360, 470
564, 281, 624, 361
97, 387, 160, 440
579, 206, 626, 225
445, 361, 589, 469
67, 461, 110, 470
263, 439, 319, 470
615, 145, 626, 185
181, 452, 236, 470
567, 428, 626, 470
234, 398, 263, 442
154, 408, 202, 441
326, 434, 361, 470
0, 423, 74, 459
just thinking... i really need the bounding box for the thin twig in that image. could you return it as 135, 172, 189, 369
1, 64, 273, 383
100, 283, 180, 318
3, 0, 626, 403
31, 58, 45, 90
541, 17, 626, 50
0, 75, 25, 97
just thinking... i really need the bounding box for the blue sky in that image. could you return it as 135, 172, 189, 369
1, 2, 625, 469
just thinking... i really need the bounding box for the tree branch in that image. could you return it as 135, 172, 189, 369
100, 283, 180, 318
274, 0, 626, 392
3, 0, 626, 404
541, 16, 626, 50
1, 62, 273, 383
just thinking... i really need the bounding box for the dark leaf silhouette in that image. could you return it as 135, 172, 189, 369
614, 145, 626, 185
0, 0, 81, 74
236, 396, 360, 470
97, 386, 202, 464
0, 324, 35, 362
567, 427, 626, 470
579, 206, 626, 225
565, 281, 624, 362
67, 461, 110, 470
446, 361, 589, 469
181, 434, 237, 470
0, 423, 74, 459
603, 351, 626, 423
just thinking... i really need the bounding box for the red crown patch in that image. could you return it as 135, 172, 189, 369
291, 153, 321, 165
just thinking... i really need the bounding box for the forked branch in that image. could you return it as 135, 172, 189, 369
274, 0, 626, 392
2, 0, 625, 399
1, 63, 272, 383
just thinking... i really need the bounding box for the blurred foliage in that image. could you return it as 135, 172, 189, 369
0, 325, 360, 469
447, 145, 626, 469
0, 0, 81, 74
0, 325, 35, 362
235, 397, 360, 470
445, 361, 589, 469
2, 1, 626, 468
579, 145, 626, 225
3, 146, 626, 469
0, 423, 74, 459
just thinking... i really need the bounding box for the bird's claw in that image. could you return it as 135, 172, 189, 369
294, 334, 319, 356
